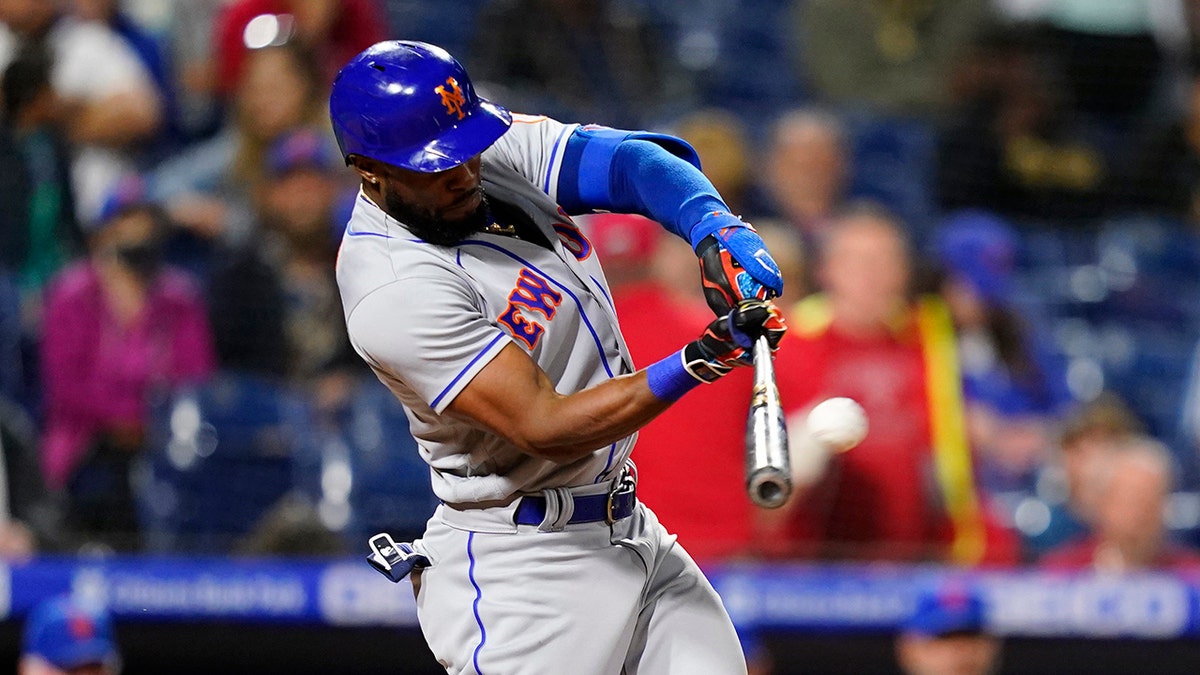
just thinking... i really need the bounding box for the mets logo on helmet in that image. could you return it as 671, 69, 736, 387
436, 77, 467, 120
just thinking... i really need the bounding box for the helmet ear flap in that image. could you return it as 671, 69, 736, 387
329, 40, 512, 173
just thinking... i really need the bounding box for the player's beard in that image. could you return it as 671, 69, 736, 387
387, 188, 490, 246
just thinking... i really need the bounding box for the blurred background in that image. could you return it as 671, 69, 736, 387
3, 0, 1200, 673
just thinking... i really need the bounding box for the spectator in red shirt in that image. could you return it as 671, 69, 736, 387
213, 0, 386, 94
591, 213, 753, 563
1040, 435, 1200, 573
761, 203, 1015, 565
589, 213, 806, 566
597, 214, 800, 675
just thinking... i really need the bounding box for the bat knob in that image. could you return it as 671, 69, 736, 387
748, 470, 791, 509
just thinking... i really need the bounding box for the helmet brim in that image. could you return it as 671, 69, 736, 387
379, 99, 513, 173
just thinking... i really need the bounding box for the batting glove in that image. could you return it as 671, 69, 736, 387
695, 213, 784, 317
683, 300, 787, 382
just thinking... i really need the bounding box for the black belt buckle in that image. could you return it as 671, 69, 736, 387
605, 470, 637, 524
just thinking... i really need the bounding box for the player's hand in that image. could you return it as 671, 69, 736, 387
696, 215, 784, 317
682, 300, 787, 382
730, 299, 787, 351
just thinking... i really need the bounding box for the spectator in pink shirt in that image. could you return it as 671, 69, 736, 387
39, 176, 215, 552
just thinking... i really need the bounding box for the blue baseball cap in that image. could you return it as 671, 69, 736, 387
932, 210, 1017, 306
904, 582, 987, 637
22, 596, 119, 669
267, 128, 340, 177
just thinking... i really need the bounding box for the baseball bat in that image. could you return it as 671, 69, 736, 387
745, 334, 792, 509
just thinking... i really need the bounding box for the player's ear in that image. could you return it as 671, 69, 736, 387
348, 155, 382, 185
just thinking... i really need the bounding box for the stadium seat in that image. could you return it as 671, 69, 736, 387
385, 0, 489, 59
138, 372, 310, 553
845, 114, 937, 239
1095, 217, 1200, 327
334, 377, 437, 543
290, 375, 437, 546
1102, 326, 1195, 452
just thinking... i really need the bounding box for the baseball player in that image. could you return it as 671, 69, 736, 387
330, 41, 786, 674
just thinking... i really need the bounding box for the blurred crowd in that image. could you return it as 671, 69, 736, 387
2, 0, 1200, 583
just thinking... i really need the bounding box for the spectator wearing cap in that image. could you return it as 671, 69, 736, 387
931, 211, 1072, 501
39, 176, 215, 552
206, 128, 361, 399
20, 595, 120, 675
895, 582, 1001, 675
1021, 393, 1144, 557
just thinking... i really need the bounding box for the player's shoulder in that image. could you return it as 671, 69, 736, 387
487, 113, 576, 152
336, 194, 475, 317
511, 113, 551, 125
338, 242, 473, 324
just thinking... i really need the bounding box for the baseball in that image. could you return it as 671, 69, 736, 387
806, 397, 868, 452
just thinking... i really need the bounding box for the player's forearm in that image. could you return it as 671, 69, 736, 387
445, 344, 675, 463
454, 370, 672, 464
523, 372, 674, 462
447, 300, 785, 463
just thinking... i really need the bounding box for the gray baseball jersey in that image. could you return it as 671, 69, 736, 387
337, 115, 636, 504
336, 114, 747, 674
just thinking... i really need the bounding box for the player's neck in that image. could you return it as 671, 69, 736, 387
486, 199, 552, 249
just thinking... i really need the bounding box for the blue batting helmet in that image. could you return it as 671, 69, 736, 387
23, 596, 119, 670
329, 40, 512, 173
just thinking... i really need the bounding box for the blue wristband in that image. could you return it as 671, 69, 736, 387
646, 350, 704, 402
689, 210, 745, 250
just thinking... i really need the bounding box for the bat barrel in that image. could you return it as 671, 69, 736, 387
745, 334, 791, 509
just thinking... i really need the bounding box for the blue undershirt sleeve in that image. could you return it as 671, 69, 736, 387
556, 127, 737, 248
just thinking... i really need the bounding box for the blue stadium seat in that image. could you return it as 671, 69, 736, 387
845, 114, 937, 238
1104, 327, 1195, 442
138, 372, 310, 553
1094, 217, 1200, 327
699, 0, 804, 125
384, 0, 489, 58
295, 376, 437, 545
340, 377, 437, 542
